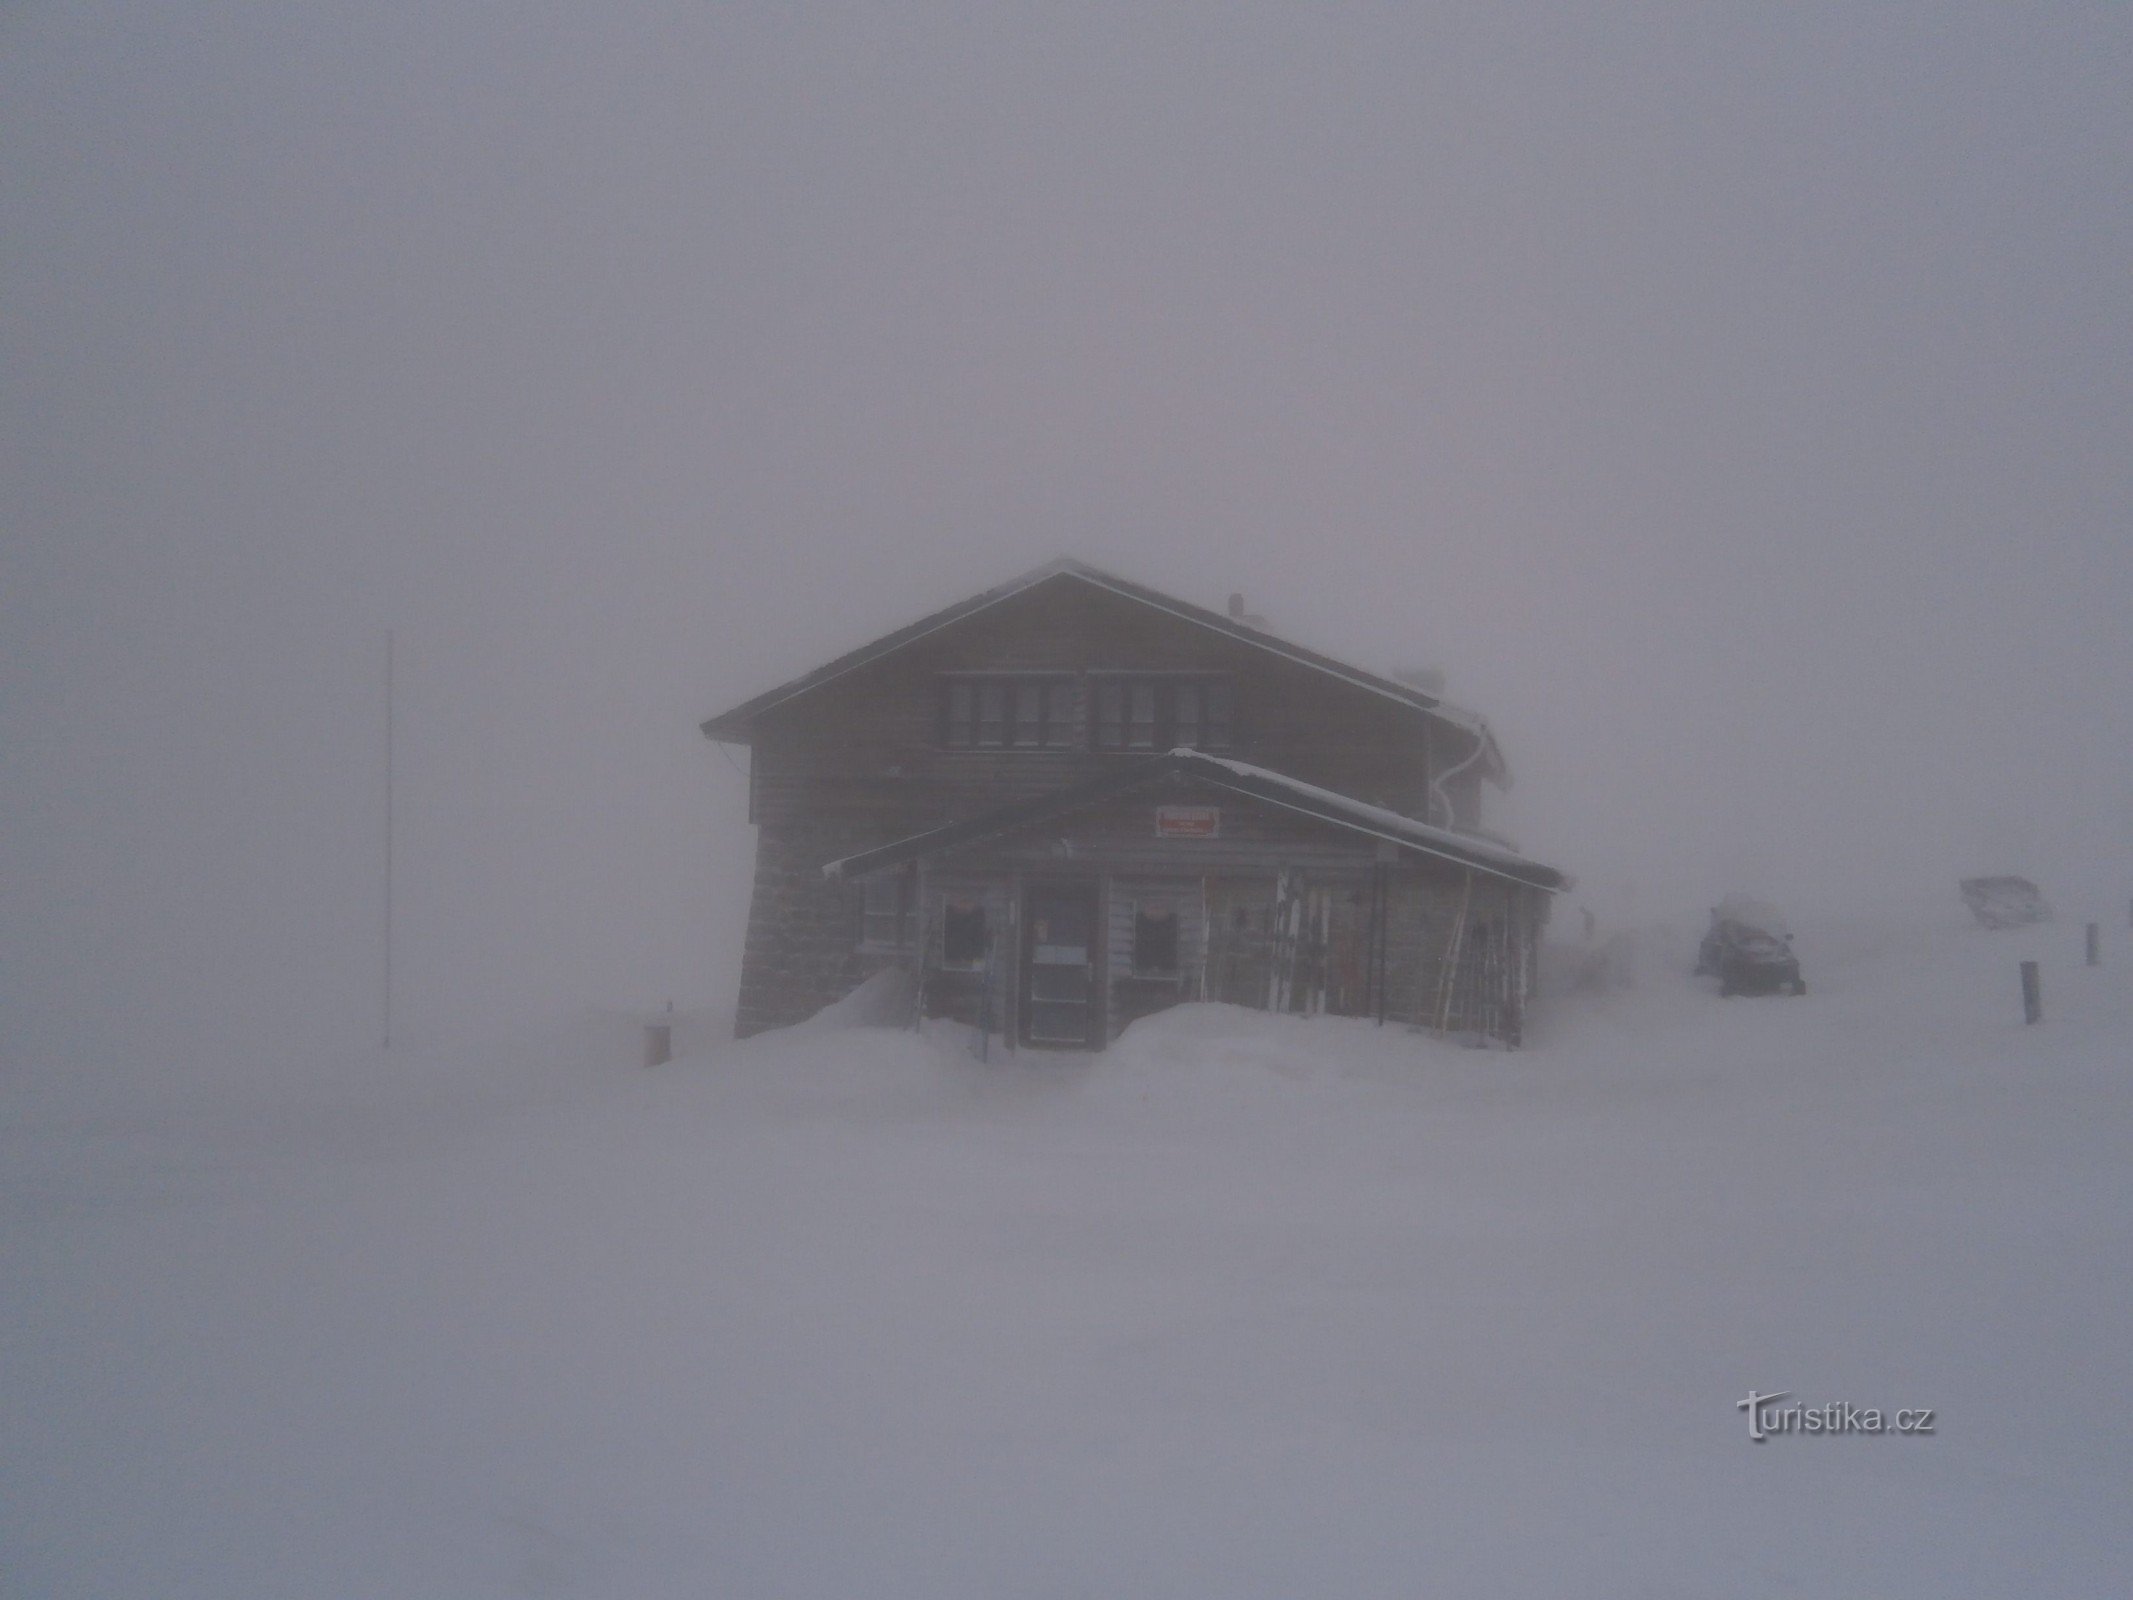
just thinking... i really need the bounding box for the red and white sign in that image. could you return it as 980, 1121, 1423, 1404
1155, 805, 1221, 839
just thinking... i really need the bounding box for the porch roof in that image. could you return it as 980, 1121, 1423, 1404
821, 751, 1569, 893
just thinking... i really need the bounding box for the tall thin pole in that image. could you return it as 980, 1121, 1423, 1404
383, 628, 394, 1050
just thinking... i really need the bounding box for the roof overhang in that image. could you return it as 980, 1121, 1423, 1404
698, 558, 1497, 775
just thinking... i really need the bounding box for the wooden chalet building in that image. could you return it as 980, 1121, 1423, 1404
701, 559, 1569, 1050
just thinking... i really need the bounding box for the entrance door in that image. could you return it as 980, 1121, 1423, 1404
1022, 883, 1097, 1047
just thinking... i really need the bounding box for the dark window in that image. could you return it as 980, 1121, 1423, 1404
1128, 683, 1157, 748
942, 677, 1077, 749
860, 875, 906, 949
1090, 677, 1234, 753
942, 675, 1228, 751
1095, 681, 1124, 749
942, 899, 988, 967
1133, 902, 1180, 976
1013, 682, 1040, 746
977, 683, 1006, 747
1044, 681, 1077, 747
945, 682, 974, 747
1173, 683, 1201, 750
1203, 680, 1232, 749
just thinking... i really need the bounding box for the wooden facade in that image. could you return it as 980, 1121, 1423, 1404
701, 560, 1566, 1047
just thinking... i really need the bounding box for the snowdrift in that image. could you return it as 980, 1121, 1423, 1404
5, 911, 2129, 1598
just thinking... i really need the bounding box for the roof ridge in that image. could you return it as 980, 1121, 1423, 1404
699, 557, 1499, 759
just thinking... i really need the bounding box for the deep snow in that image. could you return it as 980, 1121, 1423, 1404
4, 913, 2129, 1597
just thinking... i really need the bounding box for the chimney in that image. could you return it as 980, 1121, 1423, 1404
1228, 592, 1246, 620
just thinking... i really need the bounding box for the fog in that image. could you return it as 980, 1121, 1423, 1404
7, 2, 2130, 1073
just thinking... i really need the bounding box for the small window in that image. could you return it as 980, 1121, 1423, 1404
942, 677, 1076, 750
942, 899, 988, 968
1133, 901, 1180, 976
1089, 676, 1233, 753
1128, 683, 1158, 748
1204, 680, 1232, 748
976, 684, 1006, 748
944, 682, 975, 748
861, 876, 906, 949
1095, 681, 1124, 749
1044, 681, 1078, 747
1173, 683, 1202, 749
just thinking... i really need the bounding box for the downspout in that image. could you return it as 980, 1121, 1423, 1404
1428, 721, 1487, 830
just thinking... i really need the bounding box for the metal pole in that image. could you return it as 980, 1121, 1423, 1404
1434, 869, 1474, 1034
383, 628, 394, 1050
2020, 960, 2042, 1025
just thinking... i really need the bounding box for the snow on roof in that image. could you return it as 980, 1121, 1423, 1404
820, 749, 1567, 891
1178, 752, 1556, 885
699, 558, 1502, 776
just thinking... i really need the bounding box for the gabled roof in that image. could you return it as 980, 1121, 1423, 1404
821, 749, 1568, 893
698, 557, 1503, 777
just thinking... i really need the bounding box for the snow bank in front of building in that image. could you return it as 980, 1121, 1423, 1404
6, 909, 2131, 1597
1107, 1000, 1493, 1090
793, 964, 919, 1031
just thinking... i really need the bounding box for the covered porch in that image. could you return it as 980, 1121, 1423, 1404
826, 752, 1567, 1052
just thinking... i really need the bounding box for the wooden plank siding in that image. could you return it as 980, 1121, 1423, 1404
909, 869, 1018, 1040
897, 778, 1546, 1043
1105, 875, 1207, 1042
743, 578, 1447, 836
727, 575, 1532, 1039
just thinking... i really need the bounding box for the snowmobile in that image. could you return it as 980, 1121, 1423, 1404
1696, 896, 1806, 997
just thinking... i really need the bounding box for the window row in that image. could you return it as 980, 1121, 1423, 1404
941, 678, 1079, 749
940, 676, 1232, 752
860, 883, 997, 970
864, 882, 1180, 978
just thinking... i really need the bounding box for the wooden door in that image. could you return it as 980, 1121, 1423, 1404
1022, 883, 1097, 1047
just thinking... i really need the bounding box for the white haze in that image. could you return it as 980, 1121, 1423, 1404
5, 2, 2131, 1073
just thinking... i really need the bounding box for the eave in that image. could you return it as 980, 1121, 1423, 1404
821, 750, 1568, 894
698, 559, 1497, 775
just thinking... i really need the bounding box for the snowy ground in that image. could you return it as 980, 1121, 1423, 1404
5, 913, 2130, 1597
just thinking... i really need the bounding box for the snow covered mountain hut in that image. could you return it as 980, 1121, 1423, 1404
700, 559, 1568, 1048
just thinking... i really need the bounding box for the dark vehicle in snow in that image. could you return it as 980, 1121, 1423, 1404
1697, 896, 1805, 996
1959, 876, 2051, 930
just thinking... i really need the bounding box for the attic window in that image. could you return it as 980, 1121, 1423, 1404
1174, 683, 1202, 749
1044, 682, 1075, 747
977, 683, 1005, 746
1094, 677, 1232, 752
1128, 683, 1157, 748
942, 676, 1077, 750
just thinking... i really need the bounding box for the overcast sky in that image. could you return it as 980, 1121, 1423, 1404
7, 2, 2130, 1070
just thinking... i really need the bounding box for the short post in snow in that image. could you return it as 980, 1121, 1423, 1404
2087, 923, 2101, 967
2020, 961, 2043, 1026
